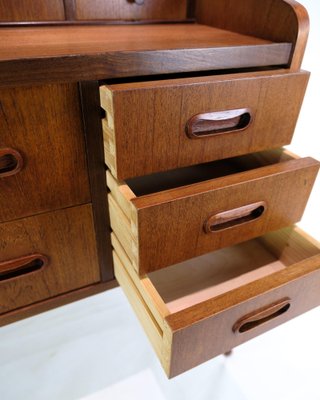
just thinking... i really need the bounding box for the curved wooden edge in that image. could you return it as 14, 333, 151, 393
195, 0, 309, 70
286, 0, 310, 70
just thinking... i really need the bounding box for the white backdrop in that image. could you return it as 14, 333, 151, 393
0, 1, 320, 399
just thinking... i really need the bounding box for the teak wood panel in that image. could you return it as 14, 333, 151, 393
114, 227, 320, 377
0, 205, 100, 315
74, 0, 188, 21
100, 70, 309, 180
107, 153, 319, 275
0, 0, 65, 22
195, 0, 309, 70
0, 24, 292, 87
0, 83, 90, 223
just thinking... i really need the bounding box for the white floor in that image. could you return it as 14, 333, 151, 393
1, 287, 320, 400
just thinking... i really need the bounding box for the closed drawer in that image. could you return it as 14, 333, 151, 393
0, 83, 90, 223
73, 0, 188, 21
0, 204, 100, 314
113, 227, 320, 377
100, 70, 309, 180
107, 149, 319, 275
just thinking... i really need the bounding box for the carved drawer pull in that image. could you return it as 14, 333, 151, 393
0, 254, 49, 281
233, 298, 291, 334
204, 201, 266, 233
128, 0, 145, 5
0, 148, 23, 178
186, 108, 252, 139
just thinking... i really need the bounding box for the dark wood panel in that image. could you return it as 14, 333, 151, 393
0, 280, 118, 327
0, 83, 90, 223
0, 24, 291, 86
74, 0, 187, 21
0, 0, 65, 22
0, 205, 100, 314
79, 81, 114, 282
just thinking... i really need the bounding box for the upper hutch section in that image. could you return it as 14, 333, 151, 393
0, 0, 309, 85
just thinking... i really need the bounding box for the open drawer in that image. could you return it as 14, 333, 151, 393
100, 70, 309, 179
107, 149, 319, 275
113, 227, 320, 378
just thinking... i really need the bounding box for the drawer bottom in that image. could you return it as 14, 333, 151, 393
113, 227, 320, 378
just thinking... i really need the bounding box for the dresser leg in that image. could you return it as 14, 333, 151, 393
224, 350, 233, 357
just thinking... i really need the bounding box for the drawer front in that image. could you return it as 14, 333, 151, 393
109, 157, 319, 275
0, 83, 90, 223
0, 204, 100, 314
0, 0, 65, 22
166, 259, 320, 377
73, 0, 187, 21
100, 70, 309, 180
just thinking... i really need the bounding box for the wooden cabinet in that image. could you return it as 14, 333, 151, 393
0, 0, 319, 379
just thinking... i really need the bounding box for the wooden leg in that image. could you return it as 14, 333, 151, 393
224, 350, 233, 356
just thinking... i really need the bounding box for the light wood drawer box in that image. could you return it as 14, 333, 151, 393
113, 227, 320, 378
100, 70, 309, 180
107, 149, 319, 275
73, 0, 188, 21
0, 204, 100, 315
0, 83, 90, 224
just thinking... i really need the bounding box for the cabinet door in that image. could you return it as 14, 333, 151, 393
0, 0, 65, 22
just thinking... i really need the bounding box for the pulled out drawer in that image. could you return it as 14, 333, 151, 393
113, 227, 320, 377
100, 69, 309, 180
107, 149, 319, 275
0, 205, 100, 314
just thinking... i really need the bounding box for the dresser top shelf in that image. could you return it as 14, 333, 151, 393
0, 23, 292, 86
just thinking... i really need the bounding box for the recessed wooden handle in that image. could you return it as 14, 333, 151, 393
186, 108, 252, 139
204, 201, 266, 233
233, 298, 291, 334
128, 0, 145, 5
0, 148, 23, 178
0, 254, 49, 281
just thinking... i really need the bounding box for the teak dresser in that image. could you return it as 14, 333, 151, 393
0, 0, 319, 378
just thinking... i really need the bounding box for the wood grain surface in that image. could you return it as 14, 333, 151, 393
0, 0, 65, 22
74, 0, 187, 21
0, 205, 100, 314
108, 153, 319, 275
0, 83, 90, 223
0, 24, 291, 86
101, 69, 309, 179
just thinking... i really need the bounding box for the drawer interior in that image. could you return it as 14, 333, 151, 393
124, 149, 297, 197
114, 226, 320, 317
